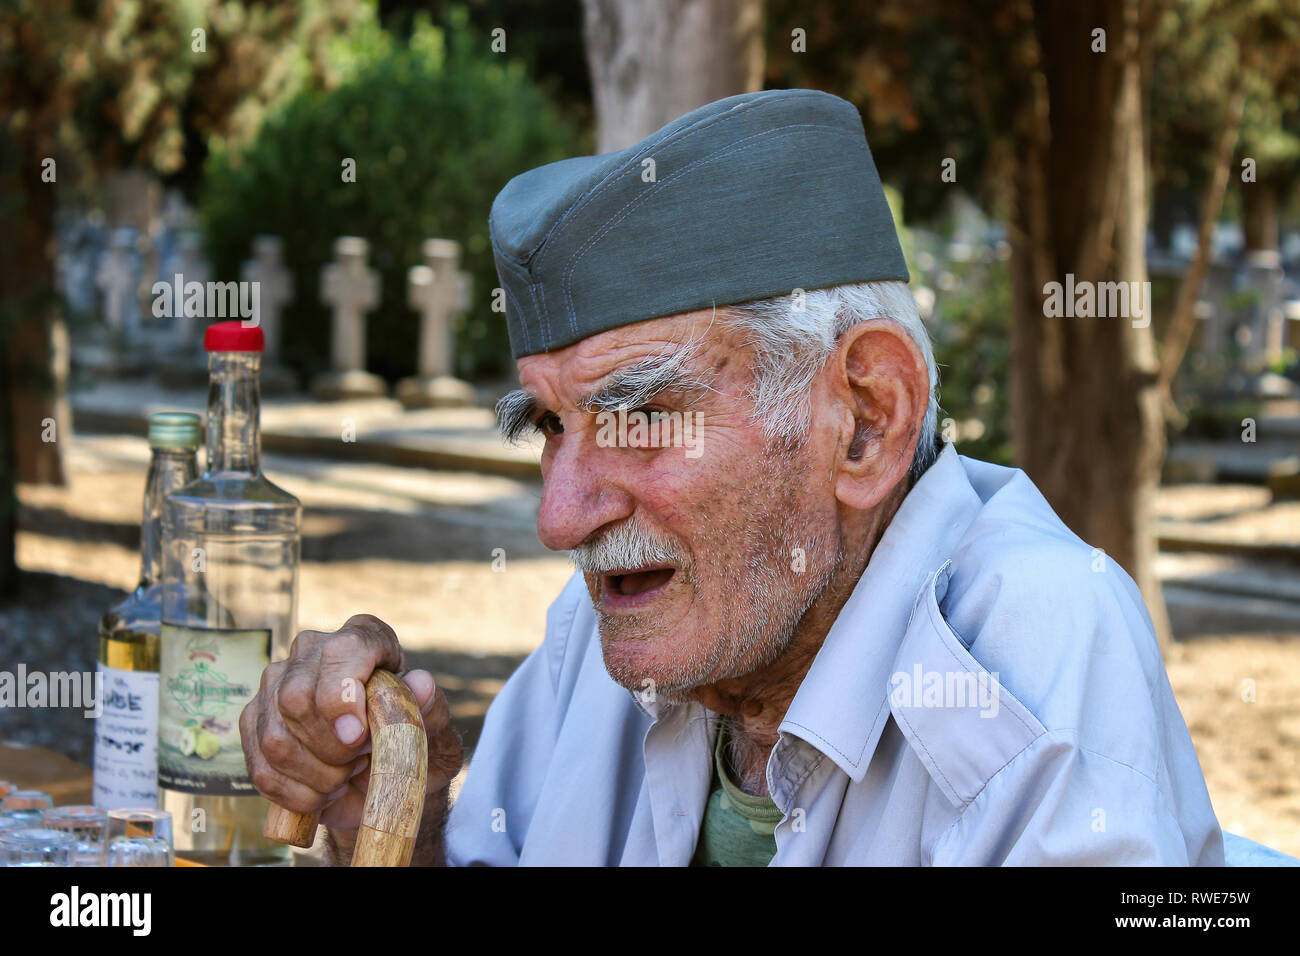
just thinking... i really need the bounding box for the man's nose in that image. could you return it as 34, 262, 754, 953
535, 435, 634, 552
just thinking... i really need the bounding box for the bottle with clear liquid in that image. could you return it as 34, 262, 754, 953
160, 321, 301, 865
93, 413, 201, 810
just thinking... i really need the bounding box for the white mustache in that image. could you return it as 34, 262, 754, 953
570, 521, 684, 574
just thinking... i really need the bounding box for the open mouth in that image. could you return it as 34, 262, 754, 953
602, 566, 676, 598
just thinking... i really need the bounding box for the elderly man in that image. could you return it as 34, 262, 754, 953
242, 89, 1223, 866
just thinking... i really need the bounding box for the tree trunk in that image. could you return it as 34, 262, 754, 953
1242, 178, 1280, 254
1241, 177, 1284, 365
582, 0, 766, 152
0, 167, 69, 597
0, 333, 15, 596
1157, 70, 1248, 406
1006, 0, 1172, 646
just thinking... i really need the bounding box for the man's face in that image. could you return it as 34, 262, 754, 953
510, 311, 844, 701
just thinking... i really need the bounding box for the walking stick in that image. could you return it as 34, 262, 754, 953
263, 669, 427, 866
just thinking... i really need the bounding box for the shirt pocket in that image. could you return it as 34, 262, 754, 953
888, 562, 1046, 811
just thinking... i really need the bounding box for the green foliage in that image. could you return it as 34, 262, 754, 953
0, 0, 367, 195
386, 0, 591, 120
1149, 0, 1300, 226
925, 254, 1014, 467
1183, 400, 1261, 440
892, 189, 1013, 467
200, 10, 580, 382
764, 2, 992, 223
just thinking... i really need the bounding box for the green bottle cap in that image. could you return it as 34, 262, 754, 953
147, 412, 201, 450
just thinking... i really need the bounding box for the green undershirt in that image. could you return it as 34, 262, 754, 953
690, 718, 782, 867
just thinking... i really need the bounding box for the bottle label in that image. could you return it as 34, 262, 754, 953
157, 623, 271, 797
92, 661, 160, 809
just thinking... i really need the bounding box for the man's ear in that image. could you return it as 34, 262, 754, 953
829, 319, 929, 511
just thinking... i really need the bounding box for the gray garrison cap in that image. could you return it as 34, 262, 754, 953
489, 88, 909, 358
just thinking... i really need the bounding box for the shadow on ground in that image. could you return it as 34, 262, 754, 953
18, 501, 555, 564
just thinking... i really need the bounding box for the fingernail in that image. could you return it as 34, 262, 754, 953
403, 670, 436, 709
335, 714, 364, 744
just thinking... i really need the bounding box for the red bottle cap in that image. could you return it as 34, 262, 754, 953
204, 321, 265, 352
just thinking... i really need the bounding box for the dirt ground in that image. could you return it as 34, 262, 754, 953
3, 435, 1297, 858
1164, 637, 1300, 855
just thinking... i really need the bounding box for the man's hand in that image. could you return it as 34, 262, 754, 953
240, 614, 463, 857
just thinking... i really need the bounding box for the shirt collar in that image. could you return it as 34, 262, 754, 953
630, 683, 665, 720
778, 442, 984, 781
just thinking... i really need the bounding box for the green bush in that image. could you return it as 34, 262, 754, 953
926, 250, 1014, 467
889, 187, 1014, 467
200, 10, 581, 383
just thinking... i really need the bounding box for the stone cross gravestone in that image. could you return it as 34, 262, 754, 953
397, 238, 475, 408
173, 231, 211, 359
96, 227, 142, 339
1241, 249, 1285, 369
240, 235, 297, 394
56, 217, 102, 317
68, 218, 121, 376
311, 236, 386, 399
154, 195, 191, 290
161, 189, 196, 234
92, 227, 155, 375
241, 236, 293, 361
149, 192, 192, 308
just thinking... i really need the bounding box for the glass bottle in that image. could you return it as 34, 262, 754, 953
94, 412, 200, 810
160, 321, 301, 865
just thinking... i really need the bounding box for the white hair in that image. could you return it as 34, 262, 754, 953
570, 518, 684, 574
721, 280, 941, 479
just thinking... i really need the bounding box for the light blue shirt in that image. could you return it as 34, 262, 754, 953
445, 443, 1225, 865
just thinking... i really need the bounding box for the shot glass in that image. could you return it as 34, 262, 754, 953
42, 806, 108, 866
0, 827, 75, 866
0, 815, 31, 838
0, 790, 53, 824
106, 809, 174, 867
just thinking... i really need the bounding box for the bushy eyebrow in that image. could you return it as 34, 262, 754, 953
578, 352, 715, 413
495, 388, 541, 444
495, 345, 717, 445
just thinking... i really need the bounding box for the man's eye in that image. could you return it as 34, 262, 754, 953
535, 413, 563, 437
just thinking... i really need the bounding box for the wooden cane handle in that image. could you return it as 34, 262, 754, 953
264, 802, 320, 848
263, 669, 428, 866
